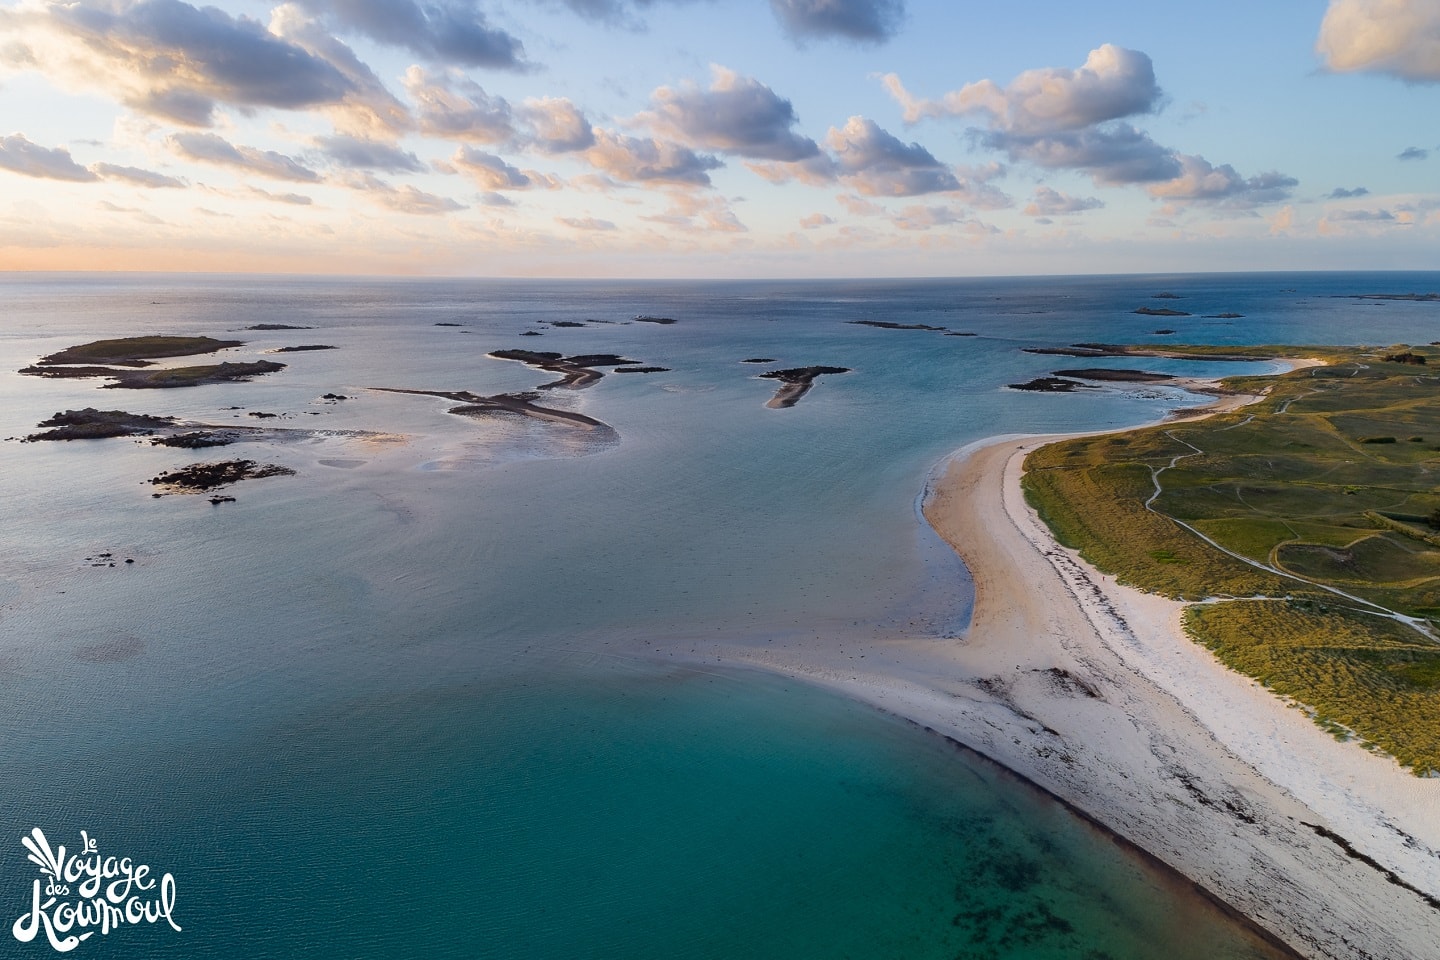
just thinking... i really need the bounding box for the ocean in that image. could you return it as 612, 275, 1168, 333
2, 271, 1436, 957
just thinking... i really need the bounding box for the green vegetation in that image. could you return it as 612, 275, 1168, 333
37, 336, 243, 366
1022, 344, 1440, 773
1186, 603, 1440, 774
20, 360, 286, 388
109, 361, 285, 388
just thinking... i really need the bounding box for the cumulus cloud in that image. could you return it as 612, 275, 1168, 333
167, 132, 321, 182
0, 133, 97, 181
825, 116, 958, 196
1147, 154, 1297, 206
641, 67, 819, 162
1398, 146, 1430, 160
404, 67, 515, 143
92, 162, 185, 187
883, 45, 1161, 132
447, 147, 532, 189
315, 134, 423, 172
883, 46, 1181, 186
582, 130, 721, 186
799, 212, 834, 228
557, 216, 617, 230
1023, 186, 1102, 216
292, 0, 528, 70
1317, 0, 1440, 83
1269, 205, 1296, 235
2, 0, 359, 127
341, 171, 464, 214
519, 97, 595, 154
884, 44, 1295, 206
267, 6, 413, 137
1329, 185, 1370, 198
547, 0, 697, 27
835, 193, 884, 216
553, 0, 903, 44
769, 0, 904, 44
889, 204, 968, 230
992, 123, 1179, 185
952, 178, 1012, 210
401, 70, 592, 155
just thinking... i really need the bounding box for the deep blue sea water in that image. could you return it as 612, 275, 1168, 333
2, 271, 1437, 958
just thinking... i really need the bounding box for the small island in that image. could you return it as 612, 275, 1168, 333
372, 386, 613, 431
24, 408, 175, 441
1008, 376, 1098, 393
21, 360, 287, 389
152, 431, 239, 448
1050, 368, 1177, 383
1133, 307, 1192, 317
1341, 293, 1440, 302
19, 335, 286, 389
488, 350, 640, 390
633, 315, 676, 324
757, 366, 850, 408
273, 344, 337, 353
1023, 343, 1270, 362
32, 335, 244, 366
23, 407, 379, 451
149, 459, 295, 494
848, 320, 947, 332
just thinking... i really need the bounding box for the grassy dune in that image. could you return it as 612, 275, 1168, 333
1022, 345, 1440, 774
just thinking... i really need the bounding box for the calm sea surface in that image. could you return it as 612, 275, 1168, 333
3, 272, 1436, 957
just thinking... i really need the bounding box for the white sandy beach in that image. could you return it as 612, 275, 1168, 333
692, 374, 1440, 960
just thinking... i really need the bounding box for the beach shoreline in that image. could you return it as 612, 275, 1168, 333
680, 364, 1440, 960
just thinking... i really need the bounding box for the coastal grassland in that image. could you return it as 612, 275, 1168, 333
109, 360, 285, 388
1185, 602, 1440, 774
1022, 344, 1440, 772
37, 336, 243, 365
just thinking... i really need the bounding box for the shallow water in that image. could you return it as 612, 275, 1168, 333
3, 271, 1435, 956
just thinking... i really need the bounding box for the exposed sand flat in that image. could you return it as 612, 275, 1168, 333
691, 364, 1439, 960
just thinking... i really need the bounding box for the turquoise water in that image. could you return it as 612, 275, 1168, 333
2, 666, 1287, 959
3, 272, 1436, 957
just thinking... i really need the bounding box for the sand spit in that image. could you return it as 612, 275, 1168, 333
686, 364, 1438, 960
758, 366, 850, 408
371, 386, 610, 430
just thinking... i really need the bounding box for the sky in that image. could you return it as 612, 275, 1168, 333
0, 0, 1436, 277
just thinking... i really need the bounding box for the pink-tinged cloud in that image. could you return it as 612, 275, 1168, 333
1318, 0, 1440, 83
1023, 186, 1102, 217
167, 132, 321, 182
583, 130, 722, 187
